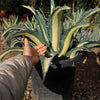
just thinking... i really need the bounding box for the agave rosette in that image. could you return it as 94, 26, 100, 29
1, 0, 100, 79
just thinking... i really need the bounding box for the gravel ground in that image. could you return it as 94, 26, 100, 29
21, 77, 33, 100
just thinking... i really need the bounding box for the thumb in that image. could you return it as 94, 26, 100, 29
23, 38, 31, 56
24, 38, 29, 47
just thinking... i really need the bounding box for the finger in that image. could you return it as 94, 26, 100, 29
24, 38, 29, 46
32, 47, 47, 56
23, 38, 32, 56
37, 46, 47, 53
38, 49, 47, 56
41, 53, 45, 56
34, 44, 45, 50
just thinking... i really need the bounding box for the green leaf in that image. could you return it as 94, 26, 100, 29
50, 0, 55, 14
3, 30, 43, 45
67, 41, 100, 59
2, 25, 27, 37
85, 42, 100, 48
40, 54, 55, 80
0, 47, 23, 60
26, 17, 33, 29
77, 41, 100, 48
11, 38, 35, 47
77, 41, 89, 47
13, 16, 18, 25
77, 8, 100, 23
9, 21, 12, 26
3, 18, 9, 28
66, 46, 90, 59
35, 10, 49, 46
59, 22, 91, 57
74, 8, 84, 24
23, 5, 35, 15
23, 5, 50, 46
11, 40, 24, 47
49, 6, 70, 51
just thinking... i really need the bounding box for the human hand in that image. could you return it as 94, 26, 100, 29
23, 38, 47, 65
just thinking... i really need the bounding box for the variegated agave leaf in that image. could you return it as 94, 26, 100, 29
11, 38, 35, 47
66, 46, 90, 59
72, 9, 84, 25
23, 5, 49, 46
91, 26, 100, 42
13, 16, 19, 25
9, 16, 19, 26
2, 25, 27, 37
25, 17, 33, 30
0, 47, 23, 60
84, 42, 100, 48
50, 0, 55, 14
66, 41, 100, 59
48, 6, 70, 52
77, 41, 89, 47
64, 19, 72, 30
3, 18, 9, 28
3, 30, 43, 45
65, 8, 100, 38
35, 10, 50, 46
24, 16, 38, 32
3, 16, 19, 29
77, 8, 100, 23
64, 8, 100, 43
40, 53, 56, 80
77, 41, 100, 49
65, 8, 84, 29
75, 26, 100, 43
11, 38, 24, 47
59, 22, 91, 57
22, 5, 35, 15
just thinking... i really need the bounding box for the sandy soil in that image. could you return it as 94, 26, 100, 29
73, 48, 100, 100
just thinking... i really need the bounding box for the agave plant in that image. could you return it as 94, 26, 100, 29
3, 15, 19, 30
1, 0, 100, 79
74, 26, 100, 43
64, 8, 100, 45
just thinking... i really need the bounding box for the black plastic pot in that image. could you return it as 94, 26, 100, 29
31, 58, 77, 100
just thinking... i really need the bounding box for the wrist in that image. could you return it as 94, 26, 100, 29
24, 55, 33, 65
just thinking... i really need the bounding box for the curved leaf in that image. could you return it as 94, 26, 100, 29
35, 10, 49, 45
11, 39, 35, 47
49, 6, 70, 51
3, 18, 9, 28
23, 5, 35, 15
26, 17, 33, 29
77, 41, 89, 47
13, 16, 19, 25
66, 47, 89, 59
11, 40, 24, 47
77, 41, 100, 48
3, 30, 43, 45
2, 25, 27, 36
85, 42, 100, 48
58, 22, 91, 57
23, 5, 49, 46
67, 41, 100, 59
50, 0, 55, 14
77, 8, 100, 23
0, 47, 23, 60
40, 54, 55, 80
